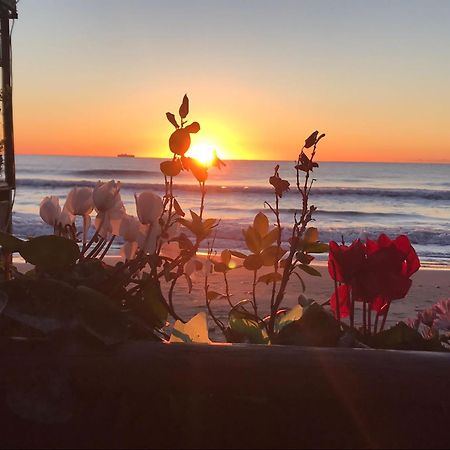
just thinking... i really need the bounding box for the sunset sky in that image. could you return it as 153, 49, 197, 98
12, 0, 450, 162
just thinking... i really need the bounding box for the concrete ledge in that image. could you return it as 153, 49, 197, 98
1, 339, 449, 448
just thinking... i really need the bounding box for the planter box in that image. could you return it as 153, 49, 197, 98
1, 339, 449, 449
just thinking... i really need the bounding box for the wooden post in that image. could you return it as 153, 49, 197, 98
0, 5, 16, 278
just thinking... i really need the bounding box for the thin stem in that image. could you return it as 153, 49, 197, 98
350, 286, 355, 329
363, 299, 367, 336
199, 181, 206, 219
223, 272, 234, 308
252, 269, 258, 317
379, 300, 391, 332
100, 235, 115, 260
331, 261, 341, 322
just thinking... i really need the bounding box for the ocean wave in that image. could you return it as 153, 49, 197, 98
16, 177, 450, 201
68, 169, 160, 178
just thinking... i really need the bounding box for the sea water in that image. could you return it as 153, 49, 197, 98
13, 155, 450, 266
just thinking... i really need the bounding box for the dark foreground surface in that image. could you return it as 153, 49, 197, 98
0, 339, 449, 449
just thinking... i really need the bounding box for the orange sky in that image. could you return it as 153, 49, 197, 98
11, 1, 450, 163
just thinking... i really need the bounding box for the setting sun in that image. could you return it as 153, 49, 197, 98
186, 142, 220, 166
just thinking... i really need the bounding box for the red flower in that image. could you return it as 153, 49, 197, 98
330, 284, 351, 318
328, 234, 420, 320
328, 239, 366, 284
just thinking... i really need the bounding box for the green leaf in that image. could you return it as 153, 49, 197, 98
304, 227, 319, 243
76, 285, 128, 345
298, 264, 321, 277
230, 250, 247, 259
0, 231, 24, 253
261, 228, 279, 249
275, 305, 303, 333
243, 254, 263, 271
228, 302, 268, 344
221, 249, 231, 265
207, 290, 224, 301
257, 272, 282, 285
253, 212, 269, 237
141, 281, 169, 329
304, 242, 329, 253
243, 226, 261, 254
261, 246, 286, 266
19, 235, 80, 270
169, 312, 210, 344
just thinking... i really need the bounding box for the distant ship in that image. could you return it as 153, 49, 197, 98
117, 153, 135, 158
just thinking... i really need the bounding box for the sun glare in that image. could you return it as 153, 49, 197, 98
187, 142, 220, 166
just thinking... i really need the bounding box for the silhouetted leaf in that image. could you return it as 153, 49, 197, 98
179, 94, 189, 119
269, 175, 290, 198
173, 198, 185, 217
295, 152, 319, 172
230, 250, 247, 259
190, 160, 208, 182
261, 246, 286, 266
261, 228, 279, 248
184, 122, 200, 134
221, 249, 231, 265
77, 286, 127, 345
207, 290, 223, 301
169, 129, 191, 155
305, 130, 319, 148
243, 254, 263, 271
166, 112, 179, 129
298, 264, 321, 277
20, 235, 80, 270
0, 232, 24, 253
160, 159, 182, 177
304, 242, 329, 253
257, 272, 282, 285
304, 227, 319, 243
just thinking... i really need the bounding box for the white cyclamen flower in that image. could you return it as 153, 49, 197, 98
40, 196, 61, 227
119, 215, 140, 260
64, 187, 94, 243
134, 191, 163, 225
93, 180, 121, 212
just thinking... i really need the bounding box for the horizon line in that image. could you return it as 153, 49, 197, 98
15, 152, 450, 165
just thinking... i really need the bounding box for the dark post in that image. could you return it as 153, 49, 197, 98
0, 0, 17, 278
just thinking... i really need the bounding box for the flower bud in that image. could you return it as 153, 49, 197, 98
39, 196, 61, 226
134, 191, 163, 225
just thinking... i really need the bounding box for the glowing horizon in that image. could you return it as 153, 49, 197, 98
11, 1, 450, 164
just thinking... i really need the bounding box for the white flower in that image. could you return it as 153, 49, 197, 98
136, 222, 160, 255
64, 187, 94, 243
93, 181, 126, 238
119, 215, 140, 260
58, 209, 75, 228
184, 258, 202, 276
135, 191, 163, 225
93, 180, 121, 212
64, 187, 94, 216
39, 196, 61, 227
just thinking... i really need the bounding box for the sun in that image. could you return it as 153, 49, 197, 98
186, 142, 220, 166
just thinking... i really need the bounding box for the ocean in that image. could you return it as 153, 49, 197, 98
12, 155, 450, 267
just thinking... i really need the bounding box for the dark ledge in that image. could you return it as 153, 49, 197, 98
1, 339, 449, 449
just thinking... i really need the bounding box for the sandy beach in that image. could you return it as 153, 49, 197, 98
15, 256, 447, 341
